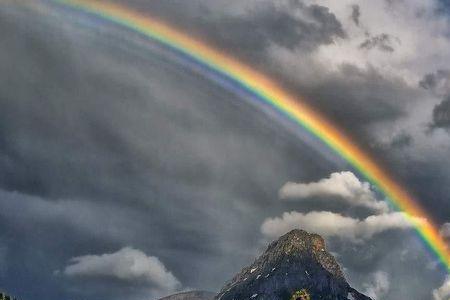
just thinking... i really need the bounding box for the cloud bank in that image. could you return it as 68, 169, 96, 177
261, 211, 420, 242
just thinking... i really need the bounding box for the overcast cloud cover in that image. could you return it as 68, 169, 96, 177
0, 0, 450, 300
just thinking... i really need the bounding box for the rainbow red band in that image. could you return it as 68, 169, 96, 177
53, 0, 449, 272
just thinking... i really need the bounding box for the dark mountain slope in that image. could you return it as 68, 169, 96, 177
215, 230, 371, 300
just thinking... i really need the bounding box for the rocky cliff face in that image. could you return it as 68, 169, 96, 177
215, 230, 371, 300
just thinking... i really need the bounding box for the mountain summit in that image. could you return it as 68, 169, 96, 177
215, 229, 371, 300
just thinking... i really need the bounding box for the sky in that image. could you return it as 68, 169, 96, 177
1, 0, 450, 300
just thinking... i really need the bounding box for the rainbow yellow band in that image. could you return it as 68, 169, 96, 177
54, 0, 449, 271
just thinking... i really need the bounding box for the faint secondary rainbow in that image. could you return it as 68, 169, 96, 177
54, 0, 449, 271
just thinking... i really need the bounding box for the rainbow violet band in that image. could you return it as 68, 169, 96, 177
54, 0, 449, 272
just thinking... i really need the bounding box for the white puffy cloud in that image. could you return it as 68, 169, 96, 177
60, 247, 181, 292
433, 277, 450, 300
279, 171, 389, 213
261, 211, 423, 242
363, 271, 390, 300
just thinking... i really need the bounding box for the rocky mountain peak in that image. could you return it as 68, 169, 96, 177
255, 229, 344, 280
267, 229, 325, 254
216, 230, 371, 300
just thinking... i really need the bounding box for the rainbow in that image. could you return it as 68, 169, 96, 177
52, 0, 449, 271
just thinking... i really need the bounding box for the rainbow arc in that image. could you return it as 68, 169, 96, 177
54, 0, 450, 272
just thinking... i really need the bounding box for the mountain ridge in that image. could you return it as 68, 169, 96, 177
215, 229, 371, 300
158, 230, 372, 300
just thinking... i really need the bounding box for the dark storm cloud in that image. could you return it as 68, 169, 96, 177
419, 70, 450, 131
0, 1, 448, 300
112, 0, 411, 141
332, 232, 444, 300
359, 33, 397, 52
211, 1, 346, 52
389, 132, 413, 148
113, 0, 346, 56
420, 70, 450, 89
100, 2, 450, 299
95, 2, 450, 299
135, 1, 416, 139
419, 69, 450, 96
297, 64, 413, 140
0, 2, 342, 300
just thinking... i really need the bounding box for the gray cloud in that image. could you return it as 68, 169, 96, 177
359, 33, 397, 52
431, 97, 450, 130
113, 0, 413, 143
390, 132, 413, 148
112, 0, 346, 55
351, 4, 361, 26
0, 1, 449, 300
336, 232, 444, 300
0, 189, 150, 243
362, 271, 390, 300
420, 70, 450, 133
420, 69, 450, 96
298, 64, 412, 137
0, 2, 342, 299
216, 1, 346, 52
